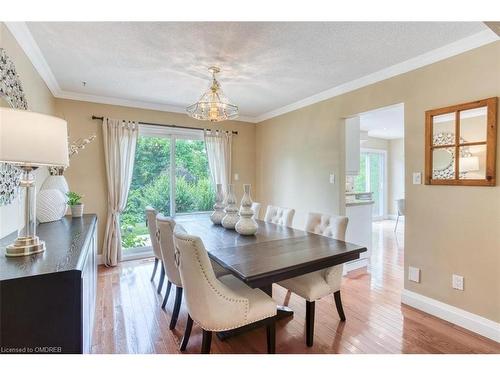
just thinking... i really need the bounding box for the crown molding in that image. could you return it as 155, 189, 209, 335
4, 22, 61, 95
56, 90, 257, 123
254, 29, 499, 123
6, 22, 497, 125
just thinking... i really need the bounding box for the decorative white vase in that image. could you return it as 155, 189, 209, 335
41, 175, 69, 194
37, 189, 68, 223
221, 184, 239, 229
210, 183, 226, 225
235, 184, 258, 235
37, 175, 69, 222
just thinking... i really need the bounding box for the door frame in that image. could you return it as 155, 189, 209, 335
123, 124, 209, 260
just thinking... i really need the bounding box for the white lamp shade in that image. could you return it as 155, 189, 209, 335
459, 156, 480, 172
0, 108, 69, 167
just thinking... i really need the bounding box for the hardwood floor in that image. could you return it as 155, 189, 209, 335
92, 220, 500, 354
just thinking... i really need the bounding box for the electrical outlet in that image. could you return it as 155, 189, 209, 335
412, 172, 422, 184
329, 173, 335, 184
234, 173, 239, 181
408, 266, 420, 283
452, 274, 464, 291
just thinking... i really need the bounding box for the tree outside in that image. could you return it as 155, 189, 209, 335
120, 136, 215, 249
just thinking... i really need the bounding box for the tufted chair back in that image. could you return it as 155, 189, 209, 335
251, 202, 262, 220
156, 214, 182, 287
173, 226, 249, 331
145, 206, 162, 260
264, 205, 295, 227
305, 212, 348, 289
305, 213, 348, 241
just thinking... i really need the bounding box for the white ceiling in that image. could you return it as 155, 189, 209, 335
360, 103, 404, 139
14, 22, 497, 122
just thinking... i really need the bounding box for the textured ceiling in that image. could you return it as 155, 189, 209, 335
27, 22, 488, 118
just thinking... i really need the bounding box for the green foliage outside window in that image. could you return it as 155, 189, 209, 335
120, 136, 215, 249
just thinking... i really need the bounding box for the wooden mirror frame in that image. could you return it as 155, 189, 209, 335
425, 97, 497, 186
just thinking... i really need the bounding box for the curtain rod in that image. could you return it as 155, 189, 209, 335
91, 116, 238, 135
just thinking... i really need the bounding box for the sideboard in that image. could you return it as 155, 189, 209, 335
0, 214, 98, 354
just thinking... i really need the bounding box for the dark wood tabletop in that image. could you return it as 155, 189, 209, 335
177, 214, 367, 288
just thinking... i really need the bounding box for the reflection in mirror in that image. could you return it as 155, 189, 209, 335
460, 145, 486, 179
460, 107, 487, 143
432, 148, 455, 179
432, 113, 455, 146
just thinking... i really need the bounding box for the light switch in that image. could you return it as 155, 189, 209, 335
408, 266, 420, 283
329, 173, 335, 184
234, 173, 239, 181
412, 172, 422, 184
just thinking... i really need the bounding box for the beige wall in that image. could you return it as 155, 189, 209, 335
256, 41, 500, 322
0, 23, 56, 237
54, 99, 256, 254
388, 138, 405, 215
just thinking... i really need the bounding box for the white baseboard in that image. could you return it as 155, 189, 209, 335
97, 254, 104, 265
401, 289, 500, 343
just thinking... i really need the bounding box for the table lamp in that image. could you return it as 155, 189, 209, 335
0, 108, 69, 257
459, 156, 480, 173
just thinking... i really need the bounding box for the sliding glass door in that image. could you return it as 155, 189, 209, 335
354, 149, 386, 220
120, 126, 214, 255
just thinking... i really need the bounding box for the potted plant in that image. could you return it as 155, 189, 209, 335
67, 191, 84, 218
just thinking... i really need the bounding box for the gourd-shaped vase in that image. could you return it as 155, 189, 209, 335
210, 183, 226, 225
221, 184, 239, 229
235, 184, 258, 235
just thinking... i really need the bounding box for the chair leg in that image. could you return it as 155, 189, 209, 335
161, 281, 172, 309
334, 290, 346, 321
180, 314, 193, 352
150, 258, 159, 281
394, 213, 400, 232
157, 262, 165, 294
266, 318, 276, 354
201, 330, 212, 354
283, 290, 292, 306
306, 300, 315, 347
169, 286, 183, 330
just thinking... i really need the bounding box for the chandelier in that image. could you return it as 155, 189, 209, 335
186, 66, 239, 122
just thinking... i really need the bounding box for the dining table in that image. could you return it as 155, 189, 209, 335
177, 214, 367, 340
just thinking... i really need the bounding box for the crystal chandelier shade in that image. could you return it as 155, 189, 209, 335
186, 67, 239, 122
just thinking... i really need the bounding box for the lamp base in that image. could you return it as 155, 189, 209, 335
5, 236, 46, 257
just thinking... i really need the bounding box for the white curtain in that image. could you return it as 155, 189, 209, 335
204, 130, 232, 196
102, 118, 138, 267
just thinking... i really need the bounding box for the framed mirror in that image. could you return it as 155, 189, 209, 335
425, 97, 497, 186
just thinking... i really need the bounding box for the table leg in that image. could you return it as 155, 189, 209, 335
216, 284, 293, 341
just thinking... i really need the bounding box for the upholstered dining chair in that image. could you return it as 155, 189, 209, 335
173, 226, 278, 354
145, 207, 165, 294
156, 215, 230, 332
264, 205, 295, 227
156, 214, 184, 331
251, 202, 262, 220
395, 198, 405, 232
278, 212, 348, 347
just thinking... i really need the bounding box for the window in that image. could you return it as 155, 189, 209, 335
354, 150, 386, 219
120, 125, 214, 253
